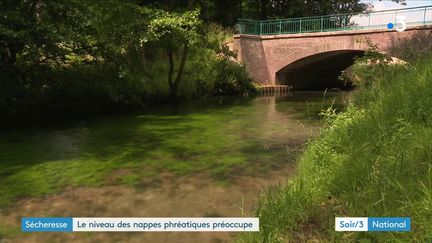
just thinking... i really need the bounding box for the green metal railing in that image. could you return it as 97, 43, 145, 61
237, 5, 432, 35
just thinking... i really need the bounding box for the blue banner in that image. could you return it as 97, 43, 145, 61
22, 217, 73, 232
368, 217, 411, 232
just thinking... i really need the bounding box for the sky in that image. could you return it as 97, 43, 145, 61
362, 0, 432, 11
350, 1, 432, 27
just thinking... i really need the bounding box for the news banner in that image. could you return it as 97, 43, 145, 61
21, 218, 259, 232
21, 217, 410, 232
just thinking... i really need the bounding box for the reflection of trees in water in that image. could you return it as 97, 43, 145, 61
258, 95, 277, 120
256, 93, 327, 141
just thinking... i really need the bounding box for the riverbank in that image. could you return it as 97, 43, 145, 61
238, 55, 432, 242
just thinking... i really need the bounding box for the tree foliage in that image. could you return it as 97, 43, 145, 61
139, 0, 406, 25
144, 10, 203, 98
1, 1, 87, 67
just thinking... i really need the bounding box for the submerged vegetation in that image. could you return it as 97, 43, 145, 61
238, 45, 432, 242
0, 94, 339, 208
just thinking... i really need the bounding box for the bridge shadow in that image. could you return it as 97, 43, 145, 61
276, 50, 364, 91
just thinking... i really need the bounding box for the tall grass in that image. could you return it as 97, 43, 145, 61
238, 55, 432, 242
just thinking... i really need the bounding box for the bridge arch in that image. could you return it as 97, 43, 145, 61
275, 50, 364, 90
233, 26, 432, 88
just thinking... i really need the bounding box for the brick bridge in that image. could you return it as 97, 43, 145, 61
232, 6, 432, 90
233, 26, 432, 89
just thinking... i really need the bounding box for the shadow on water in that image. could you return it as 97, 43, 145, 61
1, 96, 257, 165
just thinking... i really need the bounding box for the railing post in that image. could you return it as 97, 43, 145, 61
346, 14, 350, 29
320, 16, 323, 31
424, 6, 427, 25
368, 13, 371, 29
279, 20, 282, 34
344, 14, 347, 29
299, 18, 302, 33
395, 10, 398, 29
342, 15, 344, 29
260, 21, 262, 35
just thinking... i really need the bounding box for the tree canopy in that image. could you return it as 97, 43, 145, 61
145, 10, 203, 98
138, 0, 405, 25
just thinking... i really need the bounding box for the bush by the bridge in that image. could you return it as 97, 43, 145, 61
238, 54, 432, 242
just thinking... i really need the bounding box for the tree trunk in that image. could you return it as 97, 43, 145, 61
260, 0, 269, 19
170, 43, 189, 99
1, 42, 21, 66
238, 0, 243, 19
167, 46, 175, 93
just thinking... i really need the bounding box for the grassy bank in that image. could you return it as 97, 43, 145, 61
239, 55, 432, 242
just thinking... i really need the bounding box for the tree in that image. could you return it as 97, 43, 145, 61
144, 9, 203, 98
0, 1, 90, 69
0, 0, 96, 116
240, 0, 406, 20
0, 0, 151, 116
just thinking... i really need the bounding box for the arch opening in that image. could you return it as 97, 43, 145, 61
276, 50, 364, 91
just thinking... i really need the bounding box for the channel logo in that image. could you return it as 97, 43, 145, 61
387, 16, 407, 32
335, 217, 411, 232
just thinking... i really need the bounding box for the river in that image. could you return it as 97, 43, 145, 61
0, 91, 347, 242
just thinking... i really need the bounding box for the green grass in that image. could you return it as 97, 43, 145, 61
119, 173, 142, 186
237, 56, 432, 242
0, 223, 20, 238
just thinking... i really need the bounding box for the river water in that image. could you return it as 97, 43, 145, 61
0, 91, 347, 242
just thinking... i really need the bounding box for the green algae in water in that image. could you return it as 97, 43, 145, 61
0, 92, 347, 207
